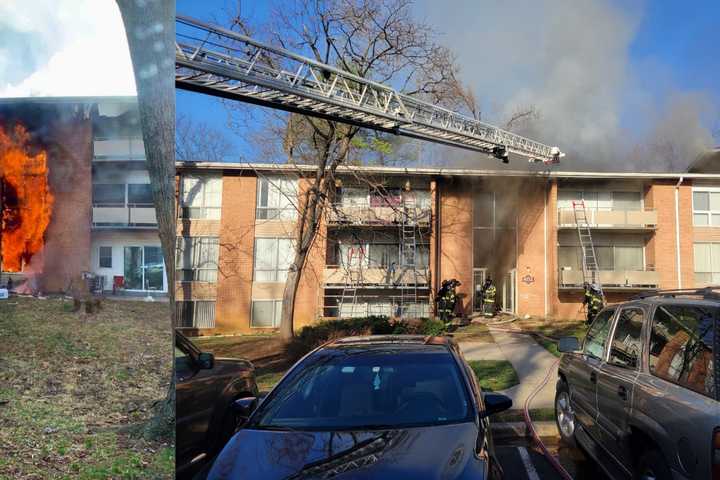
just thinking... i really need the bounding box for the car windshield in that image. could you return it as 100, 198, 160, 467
249, 349, 473, 430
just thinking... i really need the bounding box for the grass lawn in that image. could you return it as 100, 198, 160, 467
514, 318, 590, 357
468, 360, 519, 392
0, 296, 174, 479
449, 322, 494, 343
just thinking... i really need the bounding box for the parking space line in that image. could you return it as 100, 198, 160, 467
517, 446, 541, 480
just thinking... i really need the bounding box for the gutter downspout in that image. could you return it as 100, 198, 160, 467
544, 181, 548, 317
674, 177, 684, 289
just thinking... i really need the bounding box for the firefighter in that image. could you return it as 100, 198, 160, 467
583, 283, 603, 324
436, 279, 460, 323
481, 277, 496, 317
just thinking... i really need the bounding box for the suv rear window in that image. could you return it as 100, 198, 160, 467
649, 304, 716, 399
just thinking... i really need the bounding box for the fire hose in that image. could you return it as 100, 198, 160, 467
483, 322, 575, 480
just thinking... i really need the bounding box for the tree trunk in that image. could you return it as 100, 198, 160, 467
116, 0, 176, 441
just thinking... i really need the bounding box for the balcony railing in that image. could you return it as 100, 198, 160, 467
324, 267, 430, 286
92, 205, 157, 227
557, 209, 657, 229
93, 138, 146, 162
328, 204, 431, 225
559, 268, 659, 289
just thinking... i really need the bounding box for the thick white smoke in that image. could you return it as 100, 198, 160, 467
415, 0, 717, 171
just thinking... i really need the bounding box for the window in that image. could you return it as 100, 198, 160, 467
694, 243, 720, 286
123, 246, 165, 291
127, 184, 153, 206
613, 192, 641, 211
583, 309, 615, 359
176, 237, 219, 282
254, 238, 294, 282
608, 307, 644, 368
340, 187, 367, 207
693, 189, 720, 226
176, 300, 216, 328
557, 189, 640, 211
251, 300, 282, 327
181, 175, 222, 219
368, 244, 399, 269
256, 176, 297, 220
649, 304, 716, 398
98, 246, 112, 268
370, 188, 402, 207
92, 184, 125, 206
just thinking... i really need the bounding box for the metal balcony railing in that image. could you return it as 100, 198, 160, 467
557, 209, 657, 229
559, 268, 659, 289
323, 267, 429, 286
328, 203, 431, 225
92, 205, 158, 227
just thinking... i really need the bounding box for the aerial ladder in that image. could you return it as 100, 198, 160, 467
175, 15, 565, 164
572, 200, 605, 301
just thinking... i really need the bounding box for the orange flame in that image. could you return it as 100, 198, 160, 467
0, 123, 54, 273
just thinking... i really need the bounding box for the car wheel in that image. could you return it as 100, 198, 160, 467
635, 448, 672, 480
555, 381, 576, 447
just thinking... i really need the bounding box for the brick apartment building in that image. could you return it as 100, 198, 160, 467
0, 97, 166, 295
175, 161, 720, 335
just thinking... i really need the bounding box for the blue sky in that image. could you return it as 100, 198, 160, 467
176, 0, 720, 165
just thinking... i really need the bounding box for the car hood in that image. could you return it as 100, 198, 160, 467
207, 422, 488, 480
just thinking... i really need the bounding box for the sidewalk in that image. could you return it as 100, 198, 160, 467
459, 327, 559, 409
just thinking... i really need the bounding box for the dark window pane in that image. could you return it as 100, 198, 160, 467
583, 309, 615, 359
473, 229, 493, 268
609, 307, 644, 368
93, 184, 125, 206
128, 184, 154, 205
473, 192, 493, 227
495, 194, 515, 228
649, 305, 716, 398
99, 246, 112, 268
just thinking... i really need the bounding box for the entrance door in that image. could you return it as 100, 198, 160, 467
123, 246, 165, 291
501, 269, 516, 313
473, 268, 487, 312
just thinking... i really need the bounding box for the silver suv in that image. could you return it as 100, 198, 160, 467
555, 289, 719, 480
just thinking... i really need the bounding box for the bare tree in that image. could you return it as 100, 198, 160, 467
227, 0, 476, 339
176, 112, 237, 161
116, 0, 175, 440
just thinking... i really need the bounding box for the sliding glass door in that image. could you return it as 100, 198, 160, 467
123, 246, 165, 291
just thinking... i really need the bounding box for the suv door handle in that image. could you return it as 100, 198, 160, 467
590, 372, 597, 384
617, 385, 627, 400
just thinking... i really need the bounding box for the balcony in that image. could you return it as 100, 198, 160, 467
92, 205, 157, 228
559, 269, 659, 289
327, 204, 431, 226
557, 209, 657, 230
323, 267, 430, 286
93, 138, 146, 162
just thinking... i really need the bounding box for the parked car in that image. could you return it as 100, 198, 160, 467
556, 288, 720, 480
175, 330, 259, 479
207, 335, 511, 479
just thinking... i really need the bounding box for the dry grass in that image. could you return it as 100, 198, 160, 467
0, 296, 174, 479
512, 317, 589, 357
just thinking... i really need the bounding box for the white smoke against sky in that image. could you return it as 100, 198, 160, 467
415, 0, 717, 171
0, 0, 136, 98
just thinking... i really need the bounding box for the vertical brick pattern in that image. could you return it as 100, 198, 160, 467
649, 181, 680, 289
215, 174, 256, 333
42, 116, 92, 292
438, 179, 473, 315
516, 180, 548, 317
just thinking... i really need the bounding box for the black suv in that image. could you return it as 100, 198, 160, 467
556, 289, 719, 480
175, 331, 259, 479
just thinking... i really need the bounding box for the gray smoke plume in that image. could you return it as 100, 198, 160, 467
415, 0, 718, 172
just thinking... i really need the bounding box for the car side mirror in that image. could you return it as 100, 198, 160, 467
198, 352, 214, 369
480, 393, 512, 418
233, 397, 258, 420
558, 336, 580, 353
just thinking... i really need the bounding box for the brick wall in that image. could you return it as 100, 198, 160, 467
516, 180, 549, 317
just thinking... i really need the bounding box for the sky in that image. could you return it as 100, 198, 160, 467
0, 0, 136, 97
176, 0, 720, 170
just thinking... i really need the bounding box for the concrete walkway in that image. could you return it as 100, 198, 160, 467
459, 327, 559, 409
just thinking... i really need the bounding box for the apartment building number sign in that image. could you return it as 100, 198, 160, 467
522, 274, 535, 285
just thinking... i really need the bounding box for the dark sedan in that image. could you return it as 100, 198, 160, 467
207, 335, 511, 479
176, 331, 259, 479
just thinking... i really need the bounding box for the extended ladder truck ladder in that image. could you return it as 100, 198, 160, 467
175, 15, 565, 164
399, 194, 419, 319
572, 201, 605, 301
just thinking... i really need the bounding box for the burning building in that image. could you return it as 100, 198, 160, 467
0, 97, 166, 296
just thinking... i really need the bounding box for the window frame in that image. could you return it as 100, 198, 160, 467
98, 246, 113, 269
256, 176, 298, 220
582, 308, 617, 360
175, 236, 220, 282
251, 299, 283, 328
175, 300, 217, 329
180, 175, 223, 219
607, 305, 646, 370
253, 237, 294, 282
693, 242, 720, 286
692, 187, 720, 227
